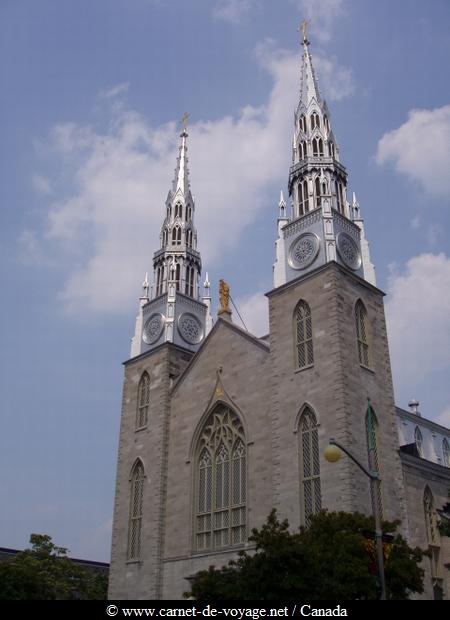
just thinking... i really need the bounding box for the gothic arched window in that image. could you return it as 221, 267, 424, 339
314, 176, 321, 208
366, 406, 383, 519
324, 115, 330, 132
295, 300, 313, 369
329, 141, 335, 158
310, 112, 320, 130
299, 114, 306, 133
136, 372, 150, 429
195, 405, 246, 551
424, 486, 438, 544
355, 300, 370, 367
298, 180, 309, 216
299, 140, 307, 160
298, 406, 321, 526
156, 266, 163, 297
336, 181, 344, 214
128, 460, 145, 560
443, 438, 450, 467
174, 203, 182, 219
415, 426, 424, 458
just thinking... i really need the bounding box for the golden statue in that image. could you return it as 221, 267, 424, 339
218, 279, 231, 315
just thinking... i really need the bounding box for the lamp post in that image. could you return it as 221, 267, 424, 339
324, 437, 386, 600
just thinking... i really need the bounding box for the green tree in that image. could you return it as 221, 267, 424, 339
185, 510, 425, 600
0, 534, 108, 600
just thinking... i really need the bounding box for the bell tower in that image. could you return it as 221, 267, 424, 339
273, 24, 375, 289
130, 117, 212, 358
268, 25, 405, 529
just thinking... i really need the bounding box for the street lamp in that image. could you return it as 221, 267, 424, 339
324, 437, 386, 600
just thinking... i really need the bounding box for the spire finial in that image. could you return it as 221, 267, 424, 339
299, 19, 309, 45
180, 112, 190, 136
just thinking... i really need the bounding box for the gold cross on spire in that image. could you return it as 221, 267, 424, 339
299, 19, 309, 43
180, 112, 190, 130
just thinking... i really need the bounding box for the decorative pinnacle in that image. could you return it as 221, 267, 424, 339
204, 272, 211, 289
141, 272, 149, 300
279, 190, 285, 206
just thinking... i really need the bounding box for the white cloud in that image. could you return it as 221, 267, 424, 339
31, 42, 354, 316
385, 253, 450, 392
295, 0, 346, 42
376, 104, 450, 198
235, 291, 269, 336
313, 54, 354, 101
435, 406, 450, 429
32, 174, 52, 195
102, 82, 129, 99
213, 0, 256, 24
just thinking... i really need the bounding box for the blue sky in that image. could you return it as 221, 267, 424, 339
1, 0, 449, 562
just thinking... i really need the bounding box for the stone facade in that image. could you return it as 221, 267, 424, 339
108, 30, 450, 601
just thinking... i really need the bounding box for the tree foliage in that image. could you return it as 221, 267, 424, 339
0, 534, 108, 600
185, 510, 425, 600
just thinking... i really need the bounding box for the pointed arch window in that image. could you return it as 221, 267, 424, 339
314, 177, 322, 208
298, 406, 321, 526
324, 115, 330, 132
355, 300, 370, 367
174, 263, 181, 291
298, 180, 309, 216
328, 141, 335, 158
310, 112, 320, 130
136, 372, 150, 429
366, 405, 383, 518
156, 267, 162, 297
424, 486, 438, 544
128, 460, 145, 560
443, 438, 450, 467
312, 137, 323, 157
336, 181, 344, 214
299, 114, 306, 133
185, 265, 195, 297
174, 203, 182, 219
172, 226, 182, 246
195, 405, 246, 551
415, 426, 423, 457
299, 140, 307, 160
295, 300, 313, 369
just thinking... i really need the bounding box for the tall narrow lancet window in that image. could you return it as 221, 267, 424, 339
298, 180, 309, 216
174, 263, 181, 291
365, 404, 383, 519
310, 112, 320, 130
328, 141, 335, 158
314, 177, 321, 208
443, 439, 450, 467
355, 300, 370, 367
136, 372, 150, 429
298, 406, 321, 526
423, 486, 442, 598
195, 405, 246, 551
295, 300, 313, 369
299, 114, 306, 133
299, 140, 307, 160
336, 182, 345, 214
128, 460, 145, 560
415, 426, 423, 457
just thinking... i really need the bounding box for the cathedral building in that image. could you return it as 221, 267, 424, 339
109, 30, 450, 600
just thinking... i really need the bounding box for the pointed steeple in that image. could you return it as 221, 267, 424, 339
153, 118, 201, 300
172, 125, 191, 197
298, 24, 323, 112
129, 117, 210, 358
273, 28, 375, 288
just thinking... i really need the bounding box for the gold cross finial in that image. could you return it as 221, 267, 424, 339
180, 112, 190, 129
299, 19, 309, 43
